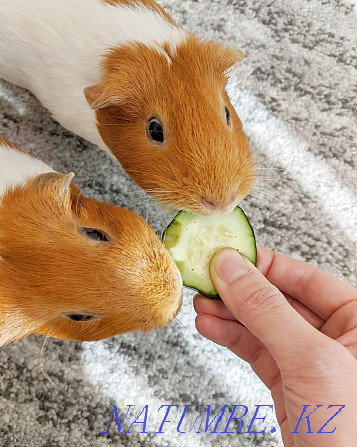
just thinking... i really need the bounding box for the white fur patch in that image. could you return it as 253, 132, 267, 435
0, 0, 187, 150
0, 143, 55, 199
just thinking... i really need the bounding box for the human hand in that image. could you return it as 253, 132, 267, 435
194, 247, 357, 446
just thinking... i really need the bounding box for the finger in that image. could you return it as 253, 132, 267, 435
193, 294, 236, 321
337, 330, 357, 359
321, 300, 357, 339
320, 300, 357, 359
195, 313, 280, 389
195, 313, 246, 349
194, 291, 324, 329
256, 247, 357, 320
210, 248, 329, 366
285, 294, 324, 329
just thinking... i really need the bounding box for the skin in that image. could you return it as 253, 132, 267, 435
194, 247, 357, 446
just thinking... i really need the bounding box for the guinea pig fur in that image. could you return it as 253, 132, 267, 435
0, 136, 182, 345
0, 0, 255, 216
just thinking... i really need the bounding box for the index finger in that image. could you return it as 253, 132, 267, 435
257, 247, 357, 320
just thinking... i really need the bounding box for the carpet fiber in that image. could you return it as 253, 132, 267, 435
0, 1, 356, 446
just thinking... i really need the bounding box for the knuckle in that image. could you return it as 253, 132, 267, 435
342, 301, 357, 331
246, 344, 266, 366
226, 330, 243, 352
239, 283, 284, 316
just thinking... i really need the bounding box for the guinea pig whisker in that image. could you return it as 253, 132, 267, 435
39, 320, 66, 391
251, 185, 277, 195
128, 200, 154, 207
144, 188, 177, 191
255, 177, 294, 183
151, 198, 176, 205
124, 195, 152, 201
152, 200, 176, 208
40, 338, 56, 388
146, 194, 174, 201
158, 203, 177, 215
149, 193, 176, 198
159, 328, 172, 358
148, 195, 176, 200
154, 192, 181, 199
240, 173, 256, 182
255, 167, 284, 171
123, 197, 152, 204
253, 149, 296, 168
134, 332, 149, 391
121, 194, 153, 201
250, 187, 279, 202
121, 190, 147, 195
128, 203, 153, 210
248, 189, 272, 202
144, 205, 150, 223
144, 187, 179, 192
156, 199, 177, 207
174, 316, 185, 328
245, 192, 272, 207
145, 189, 180, 195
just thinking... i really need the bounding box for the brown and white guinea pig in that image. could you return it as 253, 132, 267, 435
0, 0, 255, 216
0, 136, 182, 345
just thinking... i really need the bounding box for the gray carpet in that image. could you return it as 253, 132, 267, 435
0, 0, 356, 446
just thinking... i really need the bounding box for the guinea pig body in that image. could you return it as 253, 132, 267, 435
0, 0, 255, 215
0, 136, 182, 345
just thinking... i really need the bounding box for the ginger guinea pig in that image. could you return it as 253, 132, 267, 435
0, 0, 255, 215
0, 136, 182, 345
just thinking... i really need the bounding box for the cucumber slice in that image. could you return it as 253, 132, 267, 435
162, 207, 256, 298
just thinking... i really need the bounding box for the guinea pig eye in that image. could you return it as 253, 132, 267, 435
148, 118, 164, 143
80, 227, 111, 243
62, 312, 100, 322
225, 106, 231, 124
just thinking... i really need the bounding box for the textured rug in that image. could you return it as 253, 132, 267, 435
0, 1, 356, 446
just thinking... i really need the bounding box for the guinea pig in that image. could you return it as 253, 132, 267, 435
0, 0, 255, 216
0, 136, 182, 345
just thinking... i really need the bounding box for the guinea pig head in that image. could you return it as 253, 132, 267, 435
84, 35, 255, 216
0, 173, 182, 345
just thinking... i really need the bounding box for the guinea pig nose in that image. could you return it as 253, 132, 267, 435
201, 197, 217, 210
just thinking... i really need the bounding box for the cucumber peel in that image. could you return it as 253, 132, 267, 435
162, 207, 257, 298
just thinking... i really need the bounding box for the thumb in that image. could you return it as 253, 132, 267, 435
210, 248, 328, 365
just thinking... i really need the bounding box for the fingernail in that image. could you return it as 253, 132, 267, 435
211, 249, 251, 284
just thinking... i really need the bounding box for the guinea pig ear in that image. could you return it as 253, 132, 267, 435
30, 172, 75, 209
84, 84, 125, 110
219, 47, 244, 75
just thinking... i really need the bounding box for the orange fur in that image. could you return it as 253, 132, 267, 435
0, 149, 182, 344
87, 36, 255, 213
85, 33, 255, 215
103, 0, 175, 23
0, 135, 23, 152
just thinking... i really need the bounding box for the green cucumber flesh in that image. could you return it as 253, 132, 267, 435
162, 207, 256, 298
